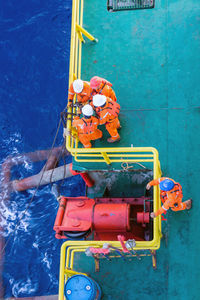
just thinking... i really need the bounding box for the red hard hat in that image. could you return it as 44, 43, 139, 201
90, 76, 112, 89
90, 76, 101, 89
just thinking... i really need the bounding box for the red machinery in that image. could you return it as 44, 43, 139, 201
54, 196, 151, 241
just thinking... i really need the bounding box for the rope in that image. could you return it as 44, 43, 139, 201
57, 144, 68, 190
48, 108, 75, 194
1, 106, 67, 255
121, 162, 147, 171
49, 142, 67, 186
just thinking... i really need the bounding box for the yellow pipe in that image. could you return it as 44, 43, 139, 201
78, 0, 83, 79
59, 242, 67, 300
74, 154, 154, 158
62, 240, 160, 251
76, 24, 98, 42
64, 268, 87, 276
74, 0, 80, 74
67, 145, 159, 154
61, 2, 162, 296
59, 241, 161, 299
101, 152, 111, 164
70, 248, 89, 269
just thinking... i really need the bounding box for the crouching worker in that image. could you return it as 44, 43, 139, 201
90, 76, 117, 102
93, 94, 121, 143
67, 79, 91, 108
72, 104, 102, 148
146, 177, 192, 218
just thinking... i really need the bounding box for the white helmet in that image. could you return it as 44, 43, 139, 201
82, 104, 94, 117
73, 79, 84, 93
93, 94, 107, 107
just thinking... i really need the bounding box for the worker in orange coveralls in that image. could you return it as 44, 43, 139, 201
72, 104, 102, 148
146, 177, 192, 218
67, 79, 92, 107
90, 76, 117, 102
92, 94, 121, 143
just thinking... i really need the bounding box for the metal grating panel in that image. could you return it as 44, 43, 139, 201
107, 0, 155, 11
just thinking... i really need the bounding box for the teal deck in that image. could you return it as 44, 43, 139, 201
72, 0, 200, 299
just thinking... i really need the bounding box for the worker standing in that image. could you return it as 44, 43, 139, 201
67, 79, 92, 107
90, 76, 117, 102
146, 177, 192, 218
72, 104, 102, 148
92, 94, 121, 143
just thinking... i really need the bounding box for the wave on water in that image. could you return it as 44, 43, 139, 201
0, 0, 76, 296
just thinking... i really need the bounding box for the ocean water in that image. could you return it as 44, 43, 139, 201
0, 0, 85, 297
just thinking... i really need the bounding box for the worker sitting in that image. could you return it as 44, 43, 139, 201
90, 76, 117, 102
67, 79, 92, 108
72, 104, 102, 148
92, 94, 121, 143
146, 177, 192, 218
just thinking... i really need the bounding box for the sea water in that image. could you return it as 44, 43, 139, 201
0, 0, 85, 297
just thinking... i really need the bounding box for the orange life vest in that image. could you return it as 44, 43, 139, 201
68, 81, 92, 103
96, 98, 120, 119
160, 181, 183, 203
72, 116, 99, 135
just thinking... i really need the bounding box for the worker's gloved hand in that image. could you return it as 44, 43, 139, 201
150, 212, 156, 218
63, 128, 71, 138
74, 102, 83, 108
67, 101, 72, 108
146, 183, 151, 190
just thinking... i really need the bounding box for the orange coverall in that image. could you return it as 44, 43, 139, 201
68, 81, 92, 106
91, 84, 117, 102
96, 98, 120, 140
72, 116, 102, 148
148, 177, 187, 217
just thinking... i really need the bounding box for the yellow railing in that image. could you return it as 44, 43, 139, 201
66, 0, 97, 155
58, 148, 162, 298
59, 2, 163, 298
66, 0, 157, 166
58, 146, 162, 299
59, 234, 161, 299
70, 146, 161, 166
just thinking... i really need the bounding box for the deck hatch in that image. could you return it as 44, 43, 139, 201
107, 0, 155, 11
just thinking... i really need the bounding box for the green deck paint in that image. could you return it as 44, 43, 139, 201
72, 0, 200, 299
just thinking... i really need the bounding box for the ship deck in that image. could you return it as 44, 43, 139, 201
71, 0, 200, 299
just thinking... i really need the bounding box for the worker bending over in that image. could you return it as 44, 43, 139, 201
93, 94, 121, 143
146, 177, 192, 218
90, 76, 117, 102
67, 79, 91, 107
72, 104, 102, 148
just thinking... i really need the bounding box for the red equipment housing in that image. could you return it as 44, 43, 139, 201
53, 196, 151, 241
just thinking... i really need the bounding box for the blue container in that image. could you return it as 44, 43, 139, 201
64, 275, 101, 300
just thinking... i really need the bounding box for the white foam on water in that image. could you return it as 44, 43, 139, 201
42, 252, 52, 270
0, 197, 32, 237
32, 242, 39, 249
10, 277, 38, 297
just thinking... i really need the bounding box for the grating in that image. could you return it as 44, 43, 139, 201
107, 0, 155, 12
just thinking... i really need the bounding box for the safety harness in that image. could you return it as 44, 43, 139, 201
79, 117, 97, 134
97, 99, 120, 120
161, 183, 183, 207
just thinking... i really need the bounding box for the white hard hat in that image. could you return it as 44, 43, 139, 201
73, 79, 84, 93
82, 104, 94, 116
93, 94, 107, 107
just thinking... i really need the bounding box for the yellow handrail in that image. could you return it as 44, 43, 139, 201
59, 233, 161, 300
65, 0, 158, 166
59, 1, 163, 298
